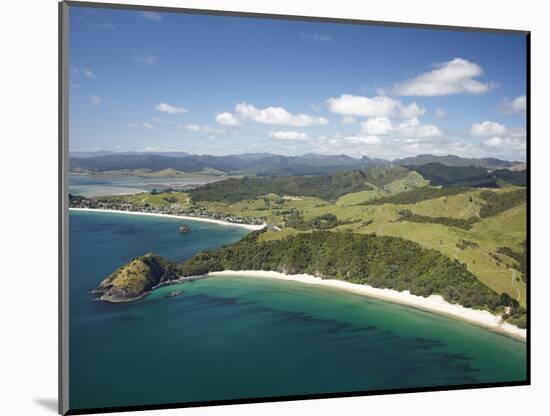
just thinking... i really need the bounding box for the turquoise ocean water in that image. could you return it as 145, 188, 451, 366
69, 210, 526, 411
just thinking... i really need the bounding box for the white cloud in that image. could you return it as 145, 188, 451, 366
343, 136, 381, 145
299, 32, 333, 43
508, 127, 527, 138
399, 102, 426, 118
89, 95, 102, 107
326, 95, 425, 118
361, 117, 441, 138
83, 68, 96, 79
268, 131, 308, 141
327, 95, 395, 117
396, 118, 442, 138
182, 124, 224, 134
132, 52, 158, 64
340, 116, 357, 125
88, 22, 115, 30
436, 108, 447, 118
470, 120, 507, 136
393, 58, 491, 96
472, 122, 526, 155
140, 11, 162, 22
127, 122, 153, 130
235, 102, 328, 127
184, 124, 202, 132
308, 130, 523, 161
216, 112, 241, 126
155, 102, 188, 114
483, 137, 502, 147
361, 117, 393, 136
482, 136, 526, 151
500, 95, 526, 115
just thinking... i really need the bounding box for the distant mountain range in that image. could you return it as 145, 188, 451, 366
69, 152, 524, 176
70, 150, 191, 159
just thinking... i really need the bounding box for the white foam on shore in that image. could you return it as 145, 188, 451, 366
68, 208, 266, 230
209, 270, 527, 341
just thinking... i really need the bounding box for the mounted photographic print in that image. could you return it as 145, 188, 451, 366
59, 1, 530, 414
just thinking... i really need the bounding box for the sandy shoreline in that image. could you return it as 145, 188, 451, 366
68, 208, 266, 230
208, 270, 527, 341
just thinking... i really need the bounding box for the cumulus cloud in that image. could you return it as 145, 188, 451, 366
397, 118, 442, 138
83, 68, 96, 79
88, 22, 115, 30
89, 95, 102, 107
308, 129, 523, 161
483, 137, 502, 147
326, 95, 425, 118
183, 124, 224, 134
216, 112, 241, 126
482, 136, 526, 151
268, 131, 308, 141
184, 124, 202, 132
132, 52, 158, 64
127, 122, 153, 129
140, 11, 162, 22
234, 102, 328, 127
340, 116, 357, 125
361, 117, 393, 136
155, 102, 188, 114
399, 102, 426, 118
470, 121, 507, 136
436, 108, 447, 118
299, 32, 333, 43
500, 95, 526, 115
507, 127, 527, 138
393, 58, 491, 96
361, 117, 441, 138
468, 120, 526, 156
343, 136, 381, 145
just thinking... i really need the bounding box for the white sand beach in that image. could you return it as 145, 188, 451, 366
68, 208, 266, 230
209, 270, 527, 341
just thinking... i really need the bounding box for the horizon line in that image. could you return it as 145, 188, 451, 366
68, 150, 525, 163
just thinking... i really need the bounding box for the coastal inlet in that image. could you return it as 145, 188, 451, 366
68, 209, 527, 410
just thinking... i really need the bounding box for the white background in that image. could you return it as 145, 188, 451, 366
1, 0, 548, 415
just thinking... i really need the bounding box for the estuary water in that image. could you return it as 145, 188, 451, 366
69, 210, 526, 411
69, 175, 217, 197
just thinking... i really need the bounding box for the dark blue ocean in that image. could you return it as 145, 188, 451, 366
69, 210, 526, 411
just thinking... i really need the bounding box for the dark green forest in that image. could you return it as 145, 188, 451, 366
397, 210, 479, 230
497, 241, 527, 283
409, 163, 526, 187
479, 189, 527, 218
189, 170, 376, 203
176, 230, 523, 324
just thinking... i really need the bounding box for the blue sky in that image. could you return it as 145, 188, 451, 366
69, 5, 527, 161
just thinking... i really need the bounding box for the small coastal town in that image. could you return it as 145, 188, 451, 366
69, 194, 265, 227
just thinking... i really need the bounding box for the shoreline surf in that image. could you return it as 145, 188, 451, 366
71, 209, 525, 341
208, 270, 527, 341
68, 207, 266, 230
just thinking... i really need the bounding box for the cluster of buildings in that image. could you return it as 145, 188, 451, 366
69, 194, 264, 226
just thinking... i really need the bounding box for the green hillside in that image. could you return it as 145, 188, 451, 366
82, 163, 528, 310
97, 230, 525, 327
92, 253, 181, 302
189, 168, 415, 203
